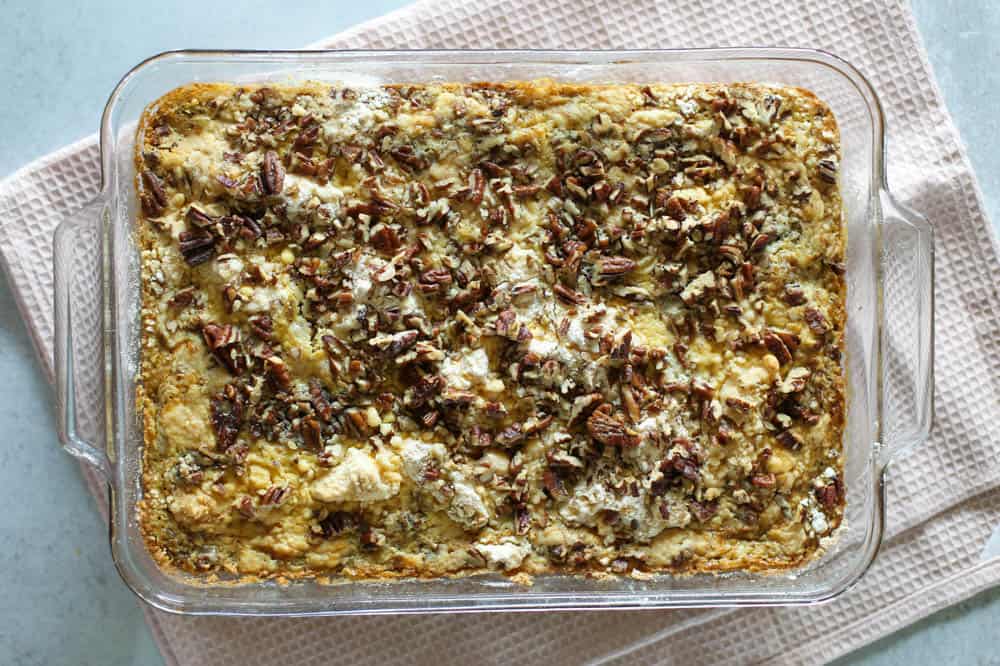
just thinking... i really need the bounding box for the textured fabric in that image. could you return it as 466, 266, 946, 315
2, 0, 1000, 663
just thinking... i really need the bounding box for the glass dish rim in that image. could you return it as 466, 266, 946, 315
53, 46, 933, 616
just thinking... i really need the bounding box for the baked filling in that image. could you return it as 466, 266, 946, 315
136, 80, 846, 580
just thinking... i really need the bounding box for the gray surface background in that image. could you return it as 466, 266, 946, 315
0, 1, 997, 664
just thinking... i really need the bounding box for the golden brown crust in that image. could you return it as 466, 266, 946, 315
135, 80, 846, 583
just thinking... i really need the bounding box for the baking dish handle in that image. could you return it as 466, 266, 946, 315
54, 196, 112, 482
879, 189, 934, 466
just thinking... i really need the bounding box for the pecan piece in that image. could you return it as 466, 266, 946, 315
202, 323, 244, 375
236, 496, 256, 519
784, 283, 807, 305
210, 382, 246, 452
178, 229, 216, 266
494, 308, 518, 339
817, 158, 838, 184
261, 485, 289, 505
370, 329, 419, 358
543, 469, 566, 498
167, 287, 196, 309
775, 430, 803, 450
513, 184, 541, 198
804, 307, 830, 336
466, 168, 486, 206
495, 424, 524, 447
690, 378, 715, 399
661, 450, 701, 482
302, 417, 323, 450
568, 392, 603, 426
749, 233, 771, 253
762, 330, 793, 365
595, 256, 637, 281
185, 205, 215, 228
553, 283, 587, 305
261, 150, 285, 195
389, 145, 428, 171
249, 315, 273, 340
419, 268, 453, 292
141, 169, 168, 215
370, 224, 402, 254
815, 477, 844, 507
586, 406, 640, 447
689, 499, 718, 523
320, 511, 358, 537
293, 124, 319, 150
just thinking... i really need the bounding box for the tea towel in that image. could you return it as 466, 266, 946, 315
2, 0, 1000, 664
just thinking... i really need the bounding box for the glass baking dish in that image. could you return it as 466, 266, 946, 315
53, 48, 933, 615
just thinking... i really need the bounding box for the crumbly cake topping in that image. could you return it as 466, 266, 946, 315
136, 80, 846, 580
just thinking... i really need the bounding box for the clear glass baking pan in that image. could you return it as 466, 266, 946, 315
53, 48, 933, 615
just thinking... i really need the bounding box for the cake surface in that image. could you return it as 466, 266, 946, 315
136, 80, 846, 580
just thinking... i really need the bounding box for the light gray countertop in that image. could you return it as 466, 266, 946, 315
1, 1, 997, 664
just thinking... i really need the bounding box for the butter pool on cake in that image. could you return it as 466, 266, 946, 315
135, 80, 846, 580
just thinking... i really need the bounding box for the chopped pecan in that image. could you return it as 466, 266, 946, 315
783, 283, 807, 305
261, 485, 289, 505
302, 417, 322, 450
370, 225, 402, 254
749, 233, 771, 253
621, 385, 640, 422
514, 504, 531, 535
210, 382, 246, 452
762, 330, 793, 365
543, 469, 566, 497
725, 396, 754, 413
751, 473, 776, 488
778, 367, 811, 394
495, 424, 524, 447
409, 374, 444, 407
586, 406, 640, 447
249, 315, 273, 340
513, 184, 541, 198
236, 496, 256, 519
775, 430, 803, 450
523, 414, 554, 436
595, 256, 637, 281
817, 158, 838, 184
261, 150, 285, 195
440, 389, 476, 408
690, 378, 715, 399
389, 145, 428, 171
466, 168, 486, 206
661, 450, 701, 481
293, 123, 319, 150
178, 229, 216, 266
568, 392, 603, 426
664, 195, 688, 221
320, 511, 358, 537
371, 329, 419, 357
545, 175, 563, 196
804, 307, 830, 336
141, 170, 168, 215
167, 287, 196, 309
689, 499, 718, 523
553, 283, 587, 305
422, 410, 440, 428
815, 477, 844, 507
202, 323, 245, 374
185, 205, 215, 228
419, 268, 453, 292
494, 308, 518, 339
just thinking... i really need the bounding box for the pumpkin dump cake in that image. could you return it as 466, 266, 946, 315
136, 80, 846, 580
